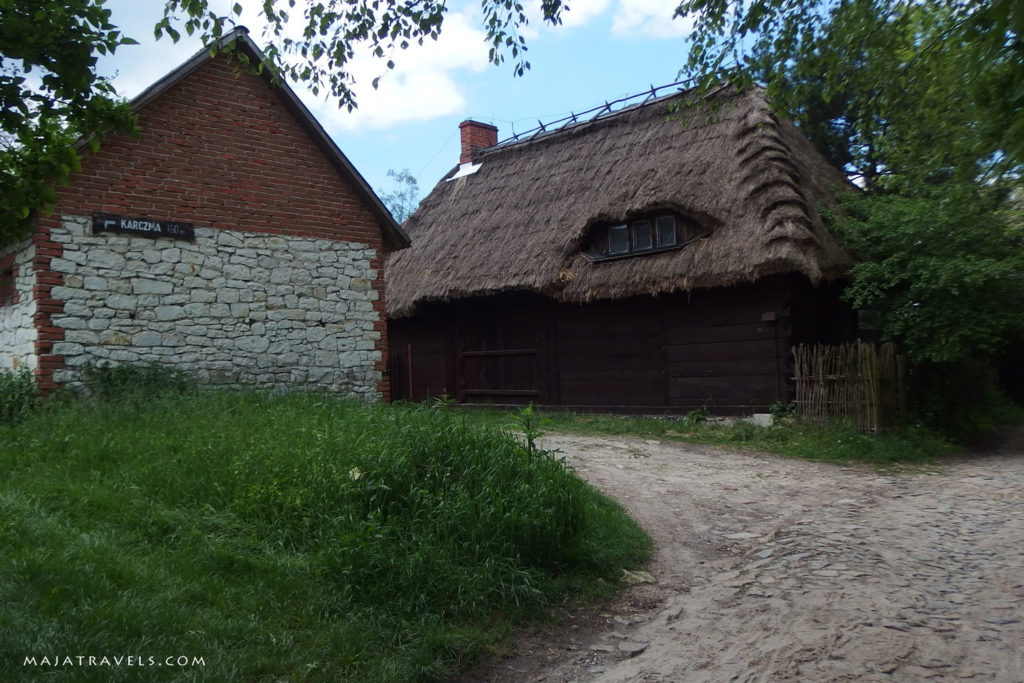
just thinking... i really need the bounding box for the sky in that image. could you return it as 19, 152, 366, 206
97, 0, 697, 210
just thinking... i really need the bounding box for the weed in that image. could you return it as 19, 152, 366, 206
79, 361, 195, 401
516, 403, 546, 456
768, 400, 798, 422
0, 366, 38, 425
683, 403, 709, 426
430, 393, 458, 409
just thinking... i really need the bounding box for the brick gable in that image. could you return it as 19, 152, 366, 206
55, 57, 386, 248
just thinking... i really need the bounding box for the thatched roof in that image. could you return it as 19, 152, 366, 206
387, 86, 852, 317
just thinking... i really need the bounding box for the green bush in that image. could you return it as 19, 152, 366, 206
0, 366, 38, 425
909, 360, 1011, 442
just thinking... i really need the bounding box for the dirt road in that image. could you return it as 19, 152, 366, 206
464, 429, 1024, 682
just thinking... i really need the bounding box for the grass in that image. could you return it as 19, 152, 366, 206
462, 408, 960, 466
0, 366, 38, 426
0, 390, 650, 682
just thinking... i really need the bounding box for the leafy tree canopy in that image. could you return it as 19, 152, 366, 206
829, 191, 1024, 364
1, 0, 136, 244
675, 0, 1022, 190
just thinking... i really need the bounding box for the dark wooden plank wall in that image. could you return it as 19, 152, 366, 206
389, 275, 849, 412
557, 297, 666, 407
389, 316, 452, 401
662, 281, 791, 410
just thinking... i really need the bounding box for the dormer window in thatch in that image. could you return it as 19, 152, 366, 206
584, 213, 707, 262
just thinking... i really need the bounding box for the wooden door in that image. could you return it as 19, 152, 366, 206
455, 304, 549, 404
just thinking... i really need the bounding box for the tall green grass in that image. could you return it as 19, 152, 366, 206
0, 367, 37, 425
0, 392, 650, 681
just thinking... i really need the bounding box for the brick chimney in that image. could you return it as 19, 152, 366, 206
459, 120, 498, 164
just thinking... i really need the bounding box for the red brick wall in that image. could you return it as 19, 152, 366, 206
38, 55, 395, 399
31, 218, 66, 394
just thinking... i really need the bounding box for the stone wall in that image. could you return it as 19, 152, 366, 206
0, 239, 37, 372
48, 215, 383, 397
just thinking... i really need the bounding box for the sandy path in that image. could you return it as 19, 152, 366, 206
479, 429, 1024, 682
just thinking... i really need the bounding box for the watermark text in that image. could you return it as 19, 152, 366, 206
24, 655, 205, 668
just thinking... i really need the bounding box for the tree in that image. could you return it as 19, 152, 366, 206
672, 0, 1023, 342
379, 168, 420, 223
743, 1, 1017, 193
1, 0, 136, 244
675, 0, 1023, 165
1, 0, 567, 248
829, 191, 1024, 365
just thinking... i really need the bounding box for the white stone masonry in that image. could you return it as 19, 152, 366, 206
49, 215, 383, 398
0, 239, 37, 372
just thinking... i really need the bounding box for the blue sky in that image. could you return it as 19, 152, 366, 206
97, 0, 696, 208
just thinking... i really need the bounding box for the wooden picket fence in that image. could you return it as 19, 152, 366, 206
792, 341, 907, 433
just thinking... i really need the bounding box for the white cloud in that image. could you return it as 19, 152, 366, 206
296, 11, 491, 132
517, 0, 611, 39
611, 0, 694, 38
560, 0, 615, 27
520, 0, 690, 40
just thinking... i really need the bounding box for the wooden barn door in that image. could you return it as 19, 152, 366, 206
455, 302, 551, 405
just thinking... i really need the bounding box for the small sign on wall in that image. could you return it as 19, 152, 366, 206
92, 213, 195, 241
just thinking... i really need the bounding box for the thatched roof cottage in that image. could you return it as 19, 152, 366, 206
387, 85, 855, 412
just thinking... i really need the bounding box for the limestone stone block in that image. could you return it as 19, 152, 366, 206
217, 289, 240, 304
236, 336, 270, 353
185, 302, 211, 317
65, 330, 100, 344
132, 331, 161, 346
53, 342, 84, 356
217, 232, 244, 248
84, 276, 109, 290
132, 278, 173, 295
91, 250, 126, 270
106, 293, 137, 310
